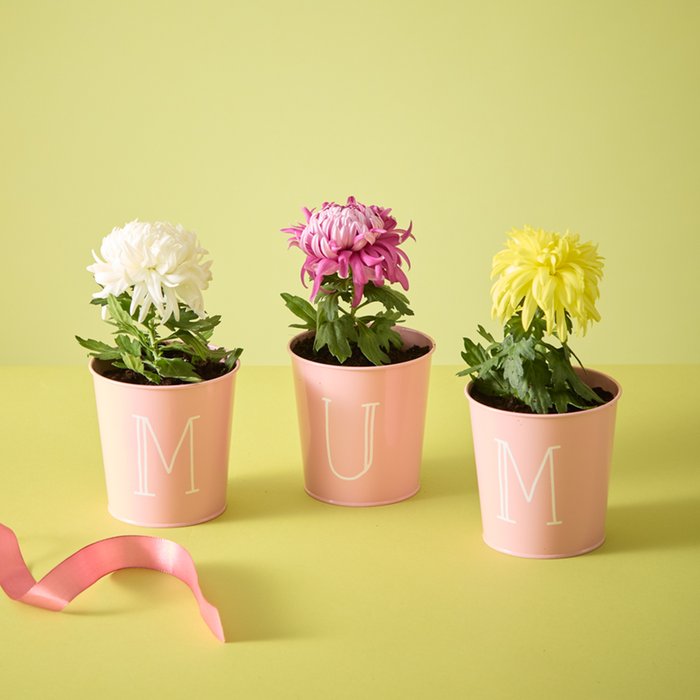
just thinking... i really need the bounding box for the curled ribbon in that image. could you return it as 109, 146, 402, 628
0, 523, 224, 641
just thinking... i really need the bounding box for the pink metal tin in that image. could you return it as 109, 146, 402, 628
89, 358, 239, 527
466, 368, 621, 558
289, 327, 435, 506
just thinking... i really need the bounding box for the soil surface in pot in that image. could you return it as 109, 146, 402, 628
96, 355, 232, 385
470, 385, 614, 414
292, 335, 431, 367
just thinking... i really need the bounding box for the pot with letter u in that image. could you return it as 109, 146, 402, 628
281, 196, 434, 506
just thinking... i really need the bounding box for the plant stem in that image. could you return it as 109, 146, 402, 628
147, 319, 161, 364
565, 342, 585, 368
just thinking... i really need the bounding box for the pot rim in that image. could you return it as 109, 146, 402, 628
89, 356, 240, 391
464, 367, 622, 419
287, 325, 436, 372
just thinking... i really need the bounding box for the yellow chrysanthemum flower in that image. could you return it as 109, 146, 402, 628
490, 226, 604, 342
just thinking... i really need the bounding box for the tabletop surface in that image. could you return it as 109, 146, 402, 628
0, 364, 698, 699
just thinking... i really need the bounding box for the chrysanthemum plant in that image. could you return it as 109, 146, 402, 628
459, 227, 606, 414
76, 221, 242, 384
282, 196, 415, 365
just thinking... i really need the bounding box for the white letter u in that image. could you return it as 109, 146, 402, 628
322, 397, 380, 481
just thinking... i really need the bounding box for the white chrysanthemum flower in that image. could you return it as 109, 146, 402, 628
88, 220, 212, 323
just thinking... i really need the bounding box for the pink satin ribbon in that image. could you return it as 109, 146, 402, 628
0, 523, 224, 641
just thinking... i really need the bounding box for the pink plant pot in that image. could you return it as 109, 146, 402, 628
89, 358, 239, 527
289, 327, 435, 506
466, 368, 622, 558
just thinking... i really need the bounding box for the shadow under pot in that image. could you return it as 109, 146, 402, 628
89, 358, 239, 527
288, 326, 435, 507
465, 368, 622, 558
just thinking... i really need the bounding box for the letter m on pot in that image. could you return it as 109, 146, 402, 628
495, 439, 562, 526
133, 415, 200, 497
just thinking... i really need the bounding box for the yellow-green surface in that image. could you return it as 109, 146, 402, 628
2, 0, 700, 365
0, 365, 698, 699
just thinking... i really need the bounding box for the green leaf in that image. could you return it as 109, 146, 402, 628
115, 334, 142, 357
338, 314, 359, 344
465, 318, 605, 413
75, 336, 122, 360
550, 345, 602, 407
223, 347, 243, 371
281, 293, 317, 330
317, 292, 339, 322
460, 318, 557, 412
567, 367, 603, 404
363, 284, 413, 317
141, 368, 162, 384
365, 315, 402, 352
501, 336, 532, 389
460, 337, 487, 365
357, 323, 390, 365
313, 321, 330, 351
121, 352, 145, 375
91, 292, 130, 309
459, 337, 507, 378
502, 351, 525, 390
315, 320, 352, 363
106, 295, 149, 338
317, 274, 354, 303
521, 359, 552, 413
171, 331, 210, 361
165, 313, 221, 334
569, 380, 602, 406
456, 366, 477, 377
552, 391, 570, 414
476, 325, 496, 344
546, 347, 569, 389
154, 357, 201, 382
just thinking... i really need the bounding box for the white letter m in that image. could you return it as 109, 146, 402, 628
133, 415, 200, 497
496, 439, 562, 526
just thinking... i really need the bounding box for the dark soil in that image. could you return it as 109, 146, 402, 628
97, 355, 231, 386
292, 335, 431, 367
471, 386, 614, 414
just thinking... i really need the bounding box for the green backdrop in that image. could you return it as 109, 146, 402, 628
2, 0, 698, 365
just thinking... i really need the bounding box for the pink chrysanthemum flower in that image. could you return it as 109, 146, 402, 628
283, 196, 414, 306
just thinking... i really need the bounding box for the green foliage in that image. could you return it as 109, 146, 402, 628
281, 274, 412, 365
458, 311, 603, 414
76, 293, 242, 384
280, 293, 316, 330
